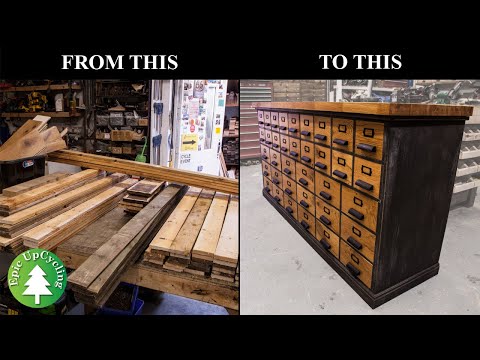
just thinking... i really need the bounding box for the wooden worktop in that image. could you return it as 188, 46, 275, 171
253, 102, 473, 118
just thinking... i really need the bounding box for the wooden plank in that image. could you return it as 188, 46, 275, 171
213, 197, 239, 266
47, 150, 239, 195
2, 172, 70, 197
192, 193, 230, 261
127, 180, 164, 197
168, 190, 215, 258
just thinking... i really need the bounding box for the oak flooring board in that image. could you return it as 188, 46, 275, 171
2, 172, 70, 197
213, 197, 239, 266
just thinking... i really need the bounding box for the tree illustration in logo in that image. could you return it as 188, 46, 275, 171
22, 265, 52, 305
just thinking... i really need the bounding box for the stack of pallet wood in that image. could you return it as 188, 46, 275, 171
119, 179, 165, 214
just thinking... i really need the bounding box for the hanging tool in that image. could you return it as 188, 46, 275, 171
135, 136, 148, 163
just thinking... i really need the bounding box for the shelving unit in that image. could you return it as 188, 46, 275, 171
1, 112, 82, 118
0, 84, 82, 92
222, 81, 239, 178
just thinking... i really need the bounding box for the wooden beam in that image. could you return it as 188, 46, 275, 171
213, 197, 239, 267
47, 150, 239, 195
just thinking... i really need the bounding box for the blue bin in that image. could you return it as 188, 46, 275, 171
133, 299, 144, 315
96, 283, 140, 316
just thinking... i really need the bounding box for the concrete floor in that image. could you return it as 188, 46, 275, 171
240, 164, 480, 314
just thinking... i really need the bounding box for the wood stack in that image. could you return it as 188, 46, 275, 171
119, 179, 165, 214
2, 172, 70, 197
68, 184, 187, 306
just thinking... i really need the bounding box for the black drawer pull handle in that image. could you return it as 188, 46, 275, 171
315, 162, 327, 170
259, 121, 264, 125
279, 126, 287, 130
284, 168, 291, 175
315, 134, 327, 141
357, 143, 376, 152
264, 186, 270, 193
285, 188, 292, 195
272, 178, 280, 185
266, 141, 272, 145
263, 171, 269, 177
261, 155, 268, 160
299, 178, 308, 186
333, 138, 348, 146
301, 130, 311, 136
281, 147, 288, 152
272, 124, 278, 128
265, 123, 271, 127
271, 161, 278, 166
272, 144, 279, 148
260, 138, 265, 142
333, 170, 347, 179
286, 206, 294, 214
320, 191, 331, 200
348, 208, 364, 220
288, 128, 297, 133
355, 179, 374, 191
300, 200, 309, 208
290, 151, 298, 157
300, 220, 310, 230
274, 196, 281, 202
320, 238, 331, 250
346, 263, 361, 277
301, 156, 311, 163
347, 237, 363, 250
320, 215, 331, 225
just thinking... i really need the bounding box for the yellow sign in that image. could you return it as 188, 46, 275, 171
215, 127, 221, 134
181, 134, 198, 151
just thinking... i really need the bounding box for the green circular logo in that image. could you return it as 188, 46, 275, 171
8, 249, 67, 308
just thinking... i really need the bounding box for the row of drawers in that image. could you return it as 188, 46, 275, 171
264, 177, 374, 289
258, 111, 384, 162
261, 143, 382, 199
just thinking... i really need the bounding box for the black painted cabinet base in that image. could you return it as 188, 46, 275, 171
263, 189, 440, 309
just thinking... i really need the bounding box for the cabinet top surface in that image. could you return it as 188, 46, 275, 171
254, 102, 473, 118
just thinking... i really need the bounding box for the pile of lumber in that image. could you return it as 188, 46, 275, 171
222, 137, 239, 165
145, 187, 239, 286
68, 184, 187, 306
1, 172, 70, 197
0, 115, 67, 161
223, 116, 239, 137
119, 179, 165, 214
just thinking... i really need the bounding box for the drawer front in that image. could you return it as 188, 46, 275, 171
260, 144, 270, 162
270, 111, 279, 131
341, 186, 378, 232
271, 184, 284, 206
258, 110, 264, 128
300, 140, 314, 168
265, 129, 273, 147
316, 220, 340, 258
263, 177, 273, 195
340, 240, 373, 289
271, 131, 281, 151
314, 116, 331, 146
355, 121, 384, 161
262, 161, 272, 180
288, 113, 300, 137
331, 150, 353, 185
353, 157, 382, 199
341, 215, 376, 263
271, 167, 282, 188
284, 196, 298, 220
259, 127, 266, 144
332, 118, 354, 153
300, 114, 314, 142
314, 145, 331, 175
298, 207, 315, 236
296, 185, 315, 216
270, 149, 282, 171
315, 172, 341, 209
282, 174, 297, 201
279, 112, 289, 134
288, 137, 301, 159
281, 156, 296, 179
315, 197, 340, 234
263, 111, 272, 129
295, 162, 315, 193
280, 134, 290, 154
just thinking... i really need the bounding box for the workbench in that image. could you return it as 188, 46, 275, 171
56, 206, 239, 313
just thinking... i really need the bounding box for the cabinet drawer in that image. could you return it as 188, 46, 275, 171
279, 112, 289, 134
281, 156, 296, 179
315, 172, 341, 209
271, 184, 284, 206
341, 215, 376, 263
271, 131, 281, 150
314, 116, 331, 146
296, 185, 315, 216
288, 113, 300, 137
316, 220, 340, 258
300, 140, 314, 168
288, 137, 301, 159
259, 128, 266, 144
295, 162, 315, 193
282, 174, 297, 201
258, 110, 264, 128
355, 121, 384, 161
284, 196, 298, 221
260, 144, 270, 162
340, 240, 373, 289
353, 157, 382, 199
314, 145, 331, 175
332, 118, 354, 153
315, 197, 340, 234
262, 161, 272, 180
271, 111, 279, 131
265, 129, 273, 147
300, 114, 314, 142
280, 134, 290, 154
271, 167, 282, 188
331, 150, 353, 185
263, 177, 273, 195
263, 111, 272, 129
341, 186, 378, 232
298, 207, 315, 236
270, 149, 282, 171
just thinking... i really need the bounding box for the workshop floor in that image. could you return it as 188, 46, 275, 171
240, 164, 480, 315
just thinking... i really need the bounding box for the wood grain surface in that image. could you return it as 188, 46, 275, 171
341, 186, 378, 232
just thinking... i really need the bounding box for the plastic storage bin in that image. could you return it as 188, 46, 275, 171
96, 283, 140, 315
0, 156, 46, 192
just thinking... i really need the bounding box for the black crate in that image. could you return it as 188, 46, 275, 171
0, 156, 46, 192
